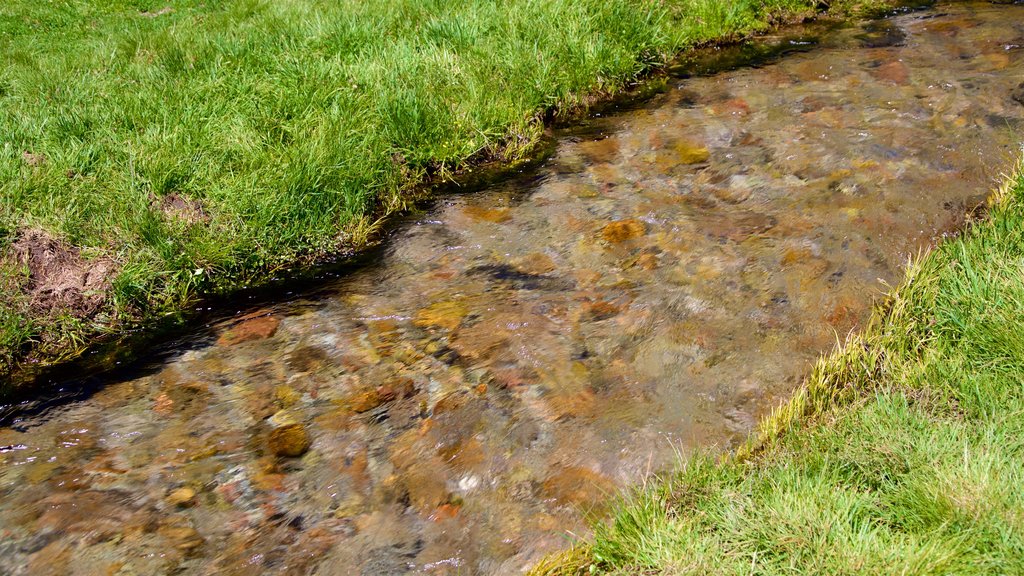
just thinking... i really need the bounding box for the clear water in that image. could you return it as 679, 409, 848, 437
2, 3, 1023, 574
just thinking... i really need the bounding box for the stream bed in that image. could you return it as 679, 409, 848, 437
2, 2, 1024, 574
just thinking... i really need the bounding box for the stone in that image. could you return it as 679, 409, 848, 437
720, 98, 750, 116
166, 487, 197, 507
709, 211, 777, 242
871, 61, 910, 85
26, 541, 71, 576
402, 466, 449, 513
268, 423, 311, 458
347, 389, 383, 413
54, 424, 97, 451
541, 466, 615, 508
274, 385, 301, 408
601, 219, 646, 243
286, 345, 329, 372
33, 491, 136, 541
634, 253, 659, 270
414, 300, 469, 331
515, 252, 557, 275
583, 300, 620, 321
577, 137, 620, 163
429, 503, 461, 522
153, 392, 174, 415
157, 525, 204, 551
432, 391, 469, 415
1012, 82, 1024, 106
217, 314, 280, 346
675, 142, 711, 164
463, 205, 511, 223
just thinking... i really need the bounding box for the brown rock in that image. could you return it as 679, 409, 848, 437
429, 503, 461, 522
34, 491, 137, 541
153, 392, 174, 415
366, 318, 400, 353
268, 423, 310, 458
54, 424, 97, 451
515, 252, 557, 275
634, 253, 659, 270
578, 137, 621, 163
542, 466, 615, 508
286, 345, 329, 372
48, 468, 91, 491
463, 205, 511, 223
871, 61, 910, 85
583, 300, 620, 321
348, 389, 383, 413
601, 219, 646, 243
727, 98, 751, 114
166, 487, 196, 507
1012, 82, 1024, 106
26, 541, 71, 576
675, 142, 711, 164
274, 385, 300, 408
414, 300, 468, 331
781, 247, 813, 266
217, 315, 280, 346
157, 525, 204, 551
709, 211, 777, 242
402, 467, 449, 513
432, 391, 469, 415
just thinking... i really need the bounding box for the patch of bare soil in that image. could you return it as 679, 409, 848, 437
7, 229, 117, 318
153, 193, 209, 226
21, 151, 45, 167
141, 7, 174, 18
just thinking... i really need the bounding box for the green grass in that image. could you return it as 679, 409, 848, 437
533, 165, 1024, 575
0, 0, 890, 380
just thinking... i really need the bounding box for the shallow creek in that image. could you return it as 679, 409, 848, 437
3, 2, 1024, 574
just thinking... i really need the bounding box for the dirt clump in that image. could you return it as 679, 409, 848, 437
153, 193, 210, 225
7, 229, 117, 317
21, 151, 46, 167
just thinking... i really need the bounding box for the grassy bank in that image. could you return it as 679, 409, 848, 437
0, 0, 896, 383
533, 165, 1024, 574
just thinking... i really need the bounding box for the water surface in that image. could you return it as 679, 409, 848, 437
2, 3, 1024, 574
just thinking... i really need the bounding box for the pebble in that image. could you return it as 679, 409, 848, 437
268, 423, 311, 458
1012, 82, 1024, 106
601, 219, 646, 243
166, 487, 197, 507
217, 314, 280, 346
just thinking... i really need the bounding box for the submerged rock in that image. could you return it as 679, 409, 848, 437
870, 60, 911, 85
166, 487, 197, 507
541, 466, 615, 508
675, 142, 711, 164
268, 423, 311, 457
463, 205, 512, 223
1012, 82, 1024, 106
414, 300, 469, 331
601, 219, 646, 243
217, 314, 280, 346
856, 21, 906, 48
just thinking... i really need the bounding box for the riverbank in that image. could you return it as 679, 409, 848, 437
0, 0, 902, 386
533, 164, 1024, 574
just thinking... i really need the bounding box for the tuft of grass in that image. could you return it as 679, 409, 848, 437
534, 163, 1024, 575
0, 0, 885, 381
